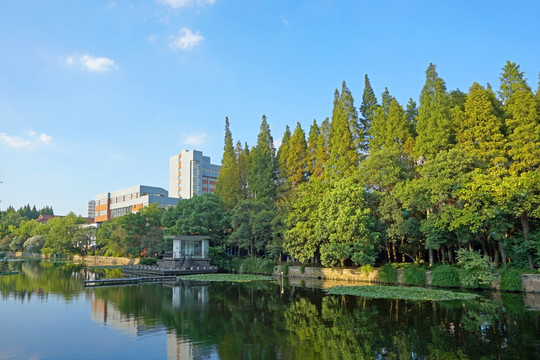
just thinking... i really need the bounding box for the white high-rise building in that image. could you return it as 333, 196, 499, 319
169, 150, 220, 199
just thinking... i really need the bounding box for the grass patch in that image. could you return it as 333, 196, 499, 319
431, 265, 460, 288
499, 268, 522, 291
179, 273, 273, 282
241, 258, 276, 275
379, 264, 398, 283
403, 266, 426, 285
325, 285, 479, 301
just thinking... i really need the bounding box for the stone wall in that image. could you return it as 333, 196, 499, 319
72, 255, 140, 266
276, 266, 540, 294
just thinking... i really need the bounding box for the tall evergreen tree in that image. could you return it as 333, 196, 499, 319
414, 63, 454, 160
247, 115, 277, 200
216, 117, 240, 208
359, 74, 378, 152
236, 141, 250, 200
276, 126, 292, 197
405, 98, 418, 135
306, 119, 320, 179
498, 61, 531, 105
313, 118, 330, 179
457, 82, 507, 166
506, 88, 540, 173
327, 83, 359, 178
287, 122, 308, 188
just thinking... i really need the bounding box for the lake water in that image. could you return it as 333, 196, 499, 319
0, 261, 539, 359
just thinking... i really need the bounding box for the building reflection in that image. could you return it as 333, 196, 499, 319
90, 282, 212, 359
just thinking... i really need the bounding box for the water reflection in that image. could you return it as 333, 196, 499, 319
0, 261, 539, 359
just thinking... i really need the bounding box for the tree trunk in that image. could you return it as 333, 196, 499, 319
448, 245, 454, 264
429, 247, 434, 267
493, 245, 500, 268
392, 242, 397, 263
386, 246, 391, 263
500, 242, 507, 267
521, 213, 534, 270
441, 246, 446, 265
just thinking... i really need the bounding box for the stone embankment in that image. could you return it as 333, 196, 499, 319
9, 252, 140, 266
275, 266, 540, 294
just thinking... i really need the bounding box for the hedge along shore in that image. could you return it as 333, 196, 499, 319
274, 266, 540, 294
9, 252, 140, 266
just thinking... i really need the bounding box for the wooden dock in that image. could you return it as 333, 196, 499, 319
122, 265, 218, 276
84, 276, 177, 287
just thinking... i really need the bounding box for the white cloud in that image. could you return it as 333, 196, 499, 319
279, 15, 289, 26
159, 0, 215, 9
147, 35, 157, 43
66, 53, 118, 72
0, 131, 53, 149
169, 28, 204, 51
182, 132, 207, 146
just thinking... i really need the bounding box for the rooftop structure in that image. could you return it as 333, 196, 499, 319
94, 185, 178, 223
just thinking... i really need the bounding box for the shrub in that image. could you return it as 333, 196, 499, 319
379, 264, 398, 283
499, 268, 522, 292
9, 236, 25, 251
208, 246, 232, 271
280, 263, 290, 275
431, 265, 460, 288
457, 249, 495, 288
300, 264, 307, 274
359, 264, 374, 276
139, 257, 157, 266
41, 247, 54, 257
403, 266, 426, 286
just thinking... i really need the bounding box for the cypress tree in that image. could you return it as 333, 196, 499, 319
359, 74, 378, 152
498, 61, 530, 105
406, 98, 418, 136
306, 119, 320, 179
287, 122, 308, 188
506, 88, 540, 173
216, 117, 240, 208
414, 63, 453, 160
236, 141, 250, 200
326, 83, 359, 178
457, 83, 507, 167
276, 126, 292, 196
313, 118, 330, 179
247, 115, 277, 200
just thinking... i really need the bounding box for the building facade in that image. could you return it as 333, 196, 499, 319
94, 185, 178, 223
88, 200, 96, 219
168, 150, 220, 199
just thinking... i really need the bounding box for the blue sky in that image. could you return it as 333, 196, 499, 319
1, 0, 539, 216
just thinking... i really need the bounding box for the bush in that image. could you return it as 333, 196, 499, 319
431, 265, 460, 288
499, 268, 522, 292
379, 264, 398, 283
280, 263, 290, 275
41, 247, 54, 257
359, 264, 374, 276
9, 236, 25, 251
403, 266, 426, 285
457, 249, 495, 288
208, 246, 232, 271
300, 263, 307, 274
242, 258, 276, 275
139, 257, 157, 266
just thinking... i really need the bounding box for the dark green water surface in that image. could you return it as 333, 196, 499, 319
0, 261, 539, 359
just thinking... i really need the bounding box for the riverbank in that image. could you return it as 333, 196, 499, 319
7, 252, 140, 266
275, 266, 540, 294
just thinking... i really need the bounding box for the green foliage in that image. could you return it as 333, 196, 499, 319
247, 115, 277, 200
325, 285, 479, 301
431, 265, 460, 288
359, 264, 374, 276
216, 117, 241, 208
139, 257, 157, 266
299, 263, 307, 274
162, 194, 230, 243
179, 273, 273, 282
23, 236, 45, 254
498, 268, 522, 291
41, 247, 54, 257
403, 266, 426, 285
241, 258, 276, 275
378, 264, 398, 283
457, 248, 495, 288
280, 262, 290, 274
208, 246, 233, 271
